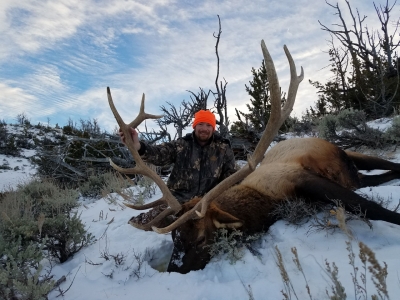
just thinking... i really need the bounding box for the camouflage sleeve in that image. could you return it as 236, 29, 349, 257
138, 140, 178, 166
219, 144, 237, 182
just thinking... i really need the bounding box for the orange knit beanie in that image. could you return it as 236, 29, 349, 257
192, 110, 216, 130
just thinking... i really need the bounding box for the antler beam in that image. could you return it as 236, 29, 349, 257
107, 88, 182, 230
152, 40, 304, 234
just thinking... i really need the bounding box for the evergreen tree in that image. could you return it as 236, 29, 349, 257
232, 60, 271, 134
244, 60, 270, 132
232, 60, 291, 134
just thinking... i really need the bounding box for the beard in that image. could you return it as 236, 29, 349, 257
195, 131, 212, 142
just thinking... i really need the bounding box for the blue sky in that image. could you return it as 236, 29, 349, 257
1, 0, 398, 133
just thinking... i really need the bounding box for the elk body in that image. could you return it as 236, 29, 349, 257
166, 138, 400, 273
107, 40, 400, 274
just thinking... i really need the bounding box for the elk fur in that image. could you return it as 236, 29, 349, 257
184, 137, 400, 232
166, 137, 400, 273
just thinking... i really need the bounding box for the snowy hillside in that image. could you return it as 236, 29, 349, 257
1, 121, 400, 300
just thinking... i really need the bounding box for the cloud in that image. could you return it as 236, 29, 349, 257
3, 1, 83, 54
1, 0, 398, 132
0, 82, 38, 119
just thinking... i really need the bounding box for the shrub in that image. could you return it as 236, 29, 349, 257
62, 125, 74, 135
208, 229, 262, 264
318, 113, 339, 140
384, 115, 400, 143
42, 211, 95, 262
15, 113, 30, 126
0, 135, 21, 156
79, 170, 157, 206
0, 123, 6, 146
288, 115, 315, 136
0, 180, 95, 263
114, 175, 158, 206
336, 108, 367, 129
274, 241, 390, 300
318, 109, 386, 149
0, 236, 55, 300
79, 171, 131, 198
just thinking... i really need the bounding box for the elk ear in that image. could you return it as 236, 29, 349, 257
210, 206, 243, 229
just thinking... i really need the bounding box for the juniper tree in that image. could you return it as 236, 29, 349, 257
232, 60, 292, 134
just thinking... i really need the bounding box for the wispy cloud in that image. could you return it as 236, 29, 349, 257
0, 0, 397, 131
3, 1, 83, 54
0, 82, 37, 114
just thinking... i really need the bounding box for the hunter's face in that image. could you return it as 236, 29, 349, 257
194, 122, 214, 143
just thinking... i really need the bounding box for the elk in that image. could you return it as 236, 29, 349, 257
107, 40, 400, 274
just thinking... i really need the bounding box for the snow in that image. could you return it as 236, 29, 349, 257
1, 136, 400, 300
0, 149, 38, 191
367, 117, 394, 131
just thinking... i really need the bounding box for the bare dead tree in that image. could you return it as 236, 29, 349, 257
157, 95, 206, 139
144, 15, 233, 142
320, 0, 399, 73
329, 39, 352, 110
234, 108, 251, 133
140, 119, 171, 143
79, 118, 102, 136
309, 37, 353, 113
212, 15, 230, 137
187, 87, 210, 110
152, 121, 172, 142
35, 130, 133, 186
318, 0, 400, 117
182, 15, 231, 138
373, 1, 399, 76
155, 17, 233, 141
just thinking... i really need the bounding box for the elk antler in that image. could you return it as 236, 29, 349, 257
152, 40, 304, 234
107, 87, 182, 230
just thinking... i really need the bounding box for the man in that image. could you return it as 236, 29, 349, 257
120, 109, 237, 227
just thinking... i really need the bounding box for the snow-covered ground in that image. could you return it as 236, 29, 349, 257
1, 122, 400, 300
1, 122, 58, 191
44, 181, 400, 300
0, 149, 37, 191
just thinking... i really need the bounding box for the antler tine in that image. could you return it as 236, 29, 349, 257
107, 87, 163, 129
252, 40, 284, 161
129, 93, 164, 129
107, 87, 182, 230
152, 41, 304, 234
116, 191, 167, 210
200, 41, 304, 214
133, 208, 178, 231
281, 45, 304, 121
152, 170, 250, 234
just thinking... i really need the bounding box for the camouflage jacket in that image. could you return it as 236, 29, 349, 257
138, 132, 236, 203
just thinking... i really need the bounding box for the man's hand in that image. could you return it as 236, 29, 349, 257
119, 127, 141, 151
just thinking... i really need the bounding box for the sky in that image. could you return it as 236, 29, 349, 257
1, 119, 400, 300
1, 0, 399, 134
